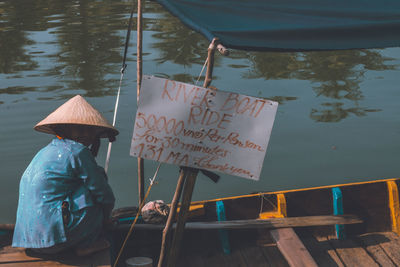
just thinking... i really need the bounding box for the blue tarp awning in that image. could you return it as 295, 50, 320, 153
154, 0, 400, 51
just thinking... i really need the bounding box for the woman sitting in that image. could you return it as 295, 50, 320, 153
12, 95, 118, 256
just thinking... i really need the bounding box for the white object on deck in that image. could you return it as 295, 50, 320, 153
125, 256, 153, 267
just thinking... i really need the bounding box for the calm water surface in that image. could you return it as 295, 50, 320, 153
1, 0, 400, 223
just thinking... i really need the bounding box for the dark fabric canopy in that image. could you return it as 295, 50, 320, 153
154, 0, 400, 51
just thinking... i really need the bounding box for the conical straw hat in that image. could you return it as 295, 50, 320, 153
34, 95, 118, 138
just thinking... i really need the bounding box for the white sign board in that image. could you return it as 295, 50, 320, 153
130, 76, 278, 180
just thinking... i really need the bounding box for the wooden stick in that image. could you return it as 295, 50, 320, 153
0, 224, 14, 231
137, 0, 145, 206
117, 214, 362, 231
157, 169, 186, 267
136, 0, 143, 101
138, 158, 144, 206
1, 214, 363, 233
166, 168, 199, 267
203, 38, 218, 88
158, 39, 218, 267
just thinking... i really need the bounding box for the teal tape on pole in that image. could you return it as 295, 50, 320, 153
216, 201, 231, 254
332, 187, 346, 240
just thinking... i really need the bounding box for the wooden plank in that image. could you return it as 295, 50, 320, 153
0, 225, 13, 231
0, 261, 87, 266
204, 247, 248, 267
270, 228, 317, 267
177, 252, 204, 267
327, 235, 379, 267
118, 214, 362, 231
357, 233, 396, 267
0, 247, 44, 263
257, 228, 288, 267
90, 249, 111, 267
305, 235, 344, 267
184, 214, 362, 229
240, 246, 271, 267
0, 251, 44, 264
0, 246, 109, 267
198, 232, 248, 267
373, 232, 400, 265
259, 244, 289, 267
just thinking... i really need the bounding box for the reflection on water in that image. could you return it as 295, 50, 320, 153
0, 3, 37, 75
310, 103, 382, 123
1, 0, 400, 223
1, 0, 397, 117
244, 50, 396, 122
0, 0, 129, 98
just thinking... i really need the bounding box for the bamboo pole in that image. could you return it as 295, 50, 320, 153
203, 38, 218, 88
157, 169, 186, 267
137, 0, 145, 206
166, 169, 199, 267
158, 39, 219, 267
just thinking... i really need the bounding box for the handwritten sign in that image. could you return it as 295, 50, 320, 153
130, 76, 278, 180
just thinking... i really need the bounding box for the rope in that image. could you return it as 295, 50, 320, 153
104, 70, 124, 173
104, 1, 136, 173
259, 193, 277, 215
195, 57, 208, 86
113, 163, 162, 267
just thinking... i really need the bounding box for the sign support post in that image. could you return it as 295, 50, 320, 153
157, 168, 187, 267
157, 39, 219, 267
137, 0, 145, 206
166, 167, 198, 267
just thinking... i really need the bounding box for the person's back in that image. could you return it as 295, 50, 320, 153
12, 95, 118, 256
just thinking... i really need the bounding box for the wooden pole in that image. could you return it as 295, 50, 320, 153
166, 168, 199, 267
0, 224, 14, 231
137, 0, 145, 206
160, 39, 218, 267
157, 38, 218, 267
117, 214, 362, 231
203, 37, 219, 88
157, 169, 186, 267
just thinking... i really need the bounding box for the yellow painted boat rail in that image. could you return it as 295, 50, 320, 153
190, 177, 400, 205
259, 193, 286, 219
188, 177, 400, 236
387, 181, 400, 234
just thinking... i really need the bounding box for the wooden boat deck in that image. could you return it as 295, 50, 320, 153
0, 232, 110, 267
109, 227, 400, 267
301, 231, 400, 267
175, 230, 400, 267
2, 178, 400, 266
2, 228, 400, 266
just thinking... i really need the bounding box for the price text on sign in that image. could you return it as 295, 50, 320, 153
130, 76, 278, 180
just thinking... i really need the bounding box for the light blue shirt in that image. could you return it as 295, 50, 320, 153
12, 138, 115, 248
